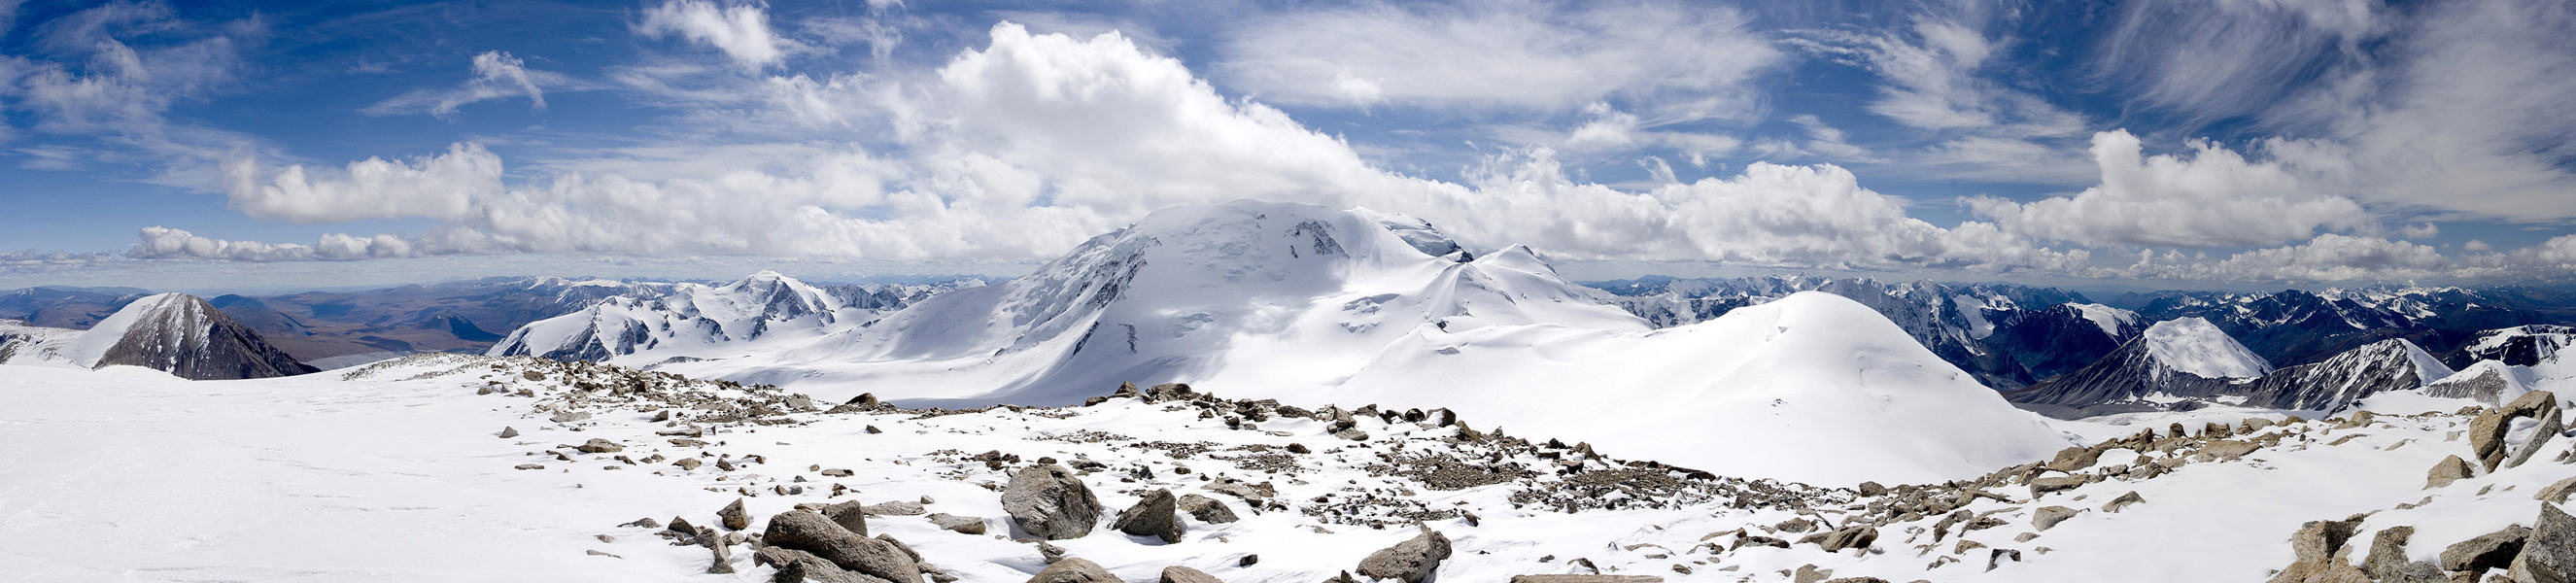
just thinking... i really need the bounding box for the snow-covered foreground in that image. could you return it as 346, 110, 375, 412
6, 356, 2569, 582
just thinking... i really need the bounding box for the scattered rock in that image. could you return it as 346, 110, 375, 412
2102, 491, 2145, 513
498, 427, 518, 438
1857, 481, 1888, 497
1356, 529, 1452, 582
719, 497, 749, 531
550, 411, 588, 423
819, 500, 871, 535
1113, 489, 1185, 543
2045, 447, 2101, 472
1177, 494, 1238, 524
865, 500, 927, 516
2537, 476, 2576, 504
1507, 577, 1665, 583
1799, 526, 1878, 553
2437, 524, 2527, 573
2269, 515, 2368, 583
2033, 506, 2078, 532
927, 513, 986, 535
2427, 455, 2475, 490
2509, 502, 2572, 582
1004, 464, 1102, 540
2029, 475, 2085, 497
2359, 526, 2446, 583
1026, 558, 1117, 583
762, 509, 925, 583
1986, 548, 2021, 571
575, 438, 622, 454
674, 458, 703, 470
1158, 566, 1225, 583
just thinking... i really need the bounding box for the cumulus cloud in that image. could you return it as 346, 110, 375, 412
362, 51, 562, 117
1969, 130, 2376, 248
2121, 234, 2471, 282
638, 0, 798, 70
1218, 0, 1778, 119
223, 142, 502, 223
124, 227, 456, 262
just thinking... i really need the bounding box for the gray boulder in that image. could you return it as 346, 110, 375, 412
720, 497, 750, 531
1026, 558, 1117, 583
1004, 464, 1102, 540
2510, 502, 2573, 583
2428, 455, 2475, 490
927, 513, 986, 535
1158, 566, 1225, 583
762, 509, 924, 583
2439, 524, 2528, 573
821, 500, 872, 535
2033, 506, 2078, 532
2102, 491, 2146, 513
2359, 526, 2447, 583
1356, 529, 1452, 582
1178, 494, 1239, 524
1113, 489, 1185, 543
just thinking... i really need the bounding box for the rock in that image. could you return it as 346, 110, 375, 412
2507, 408, 2564, 469
1026, 558, 1117, 583
1004, 463, 1103, 540
675, 458, 703, 470
1857, 481, 1888, 497
550, 411, 589, 423
762, 509, 924, 583
2428, 455, 2477, 490
1239, 554, 1257, 566
1158, 566, 1225, 583
2475, 391, 2559, 470
2102, 491, 2146, 513
2030, 475, 2085, 497
753, 546, 860, 583
1507, 577, 1666, 583
2510, 502, 2573, 583
2033, 506, 2078, 532
576, 438, 622, 454
2199, 439, 2261, 461
2045, 447, 2101, 472
821, 468, 855, 477
927, 513, 986, 535
498, 427, 519, 438
1801, 526, 1878, 553
1113, 489, 1185, 543
1987, 548, 2021, 571
865, 500, 927, 516
2439, 525, 2529, 573
2361, 526, 2448, 583
513, 463, 544, 470
1037, 541, 1066, 564
2540, 477, 2576, 504
720, 498, 750, 531
1356, 529, 1452, 582
1177, 494, 1238, 524
821, 500, 872, 535
705, 535, 735, 574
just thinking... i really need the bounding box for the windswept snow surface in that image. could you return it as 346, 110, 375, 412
2069, 303, 2138, 339
1318, 292, 2073, 486
9, 355, 2572, 582
2140, 317, 2271, 379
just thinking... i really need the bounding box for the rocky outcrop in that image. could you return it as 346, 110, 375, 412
86, 293, 318, 380
1026, 558, 1117, 583
1158, 566, 1225, 583
760, 509, 924, 583
2012, 338, 2448, 418
2471, 391, 2561, 470
2512, 502, 2573, 582
1004, 464, 1102, 540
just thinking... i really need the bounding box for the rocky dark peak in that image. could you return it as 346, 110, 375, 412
91, 293, 319, 380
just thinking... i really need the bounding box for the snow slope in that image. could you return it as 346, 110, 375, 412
488, 271, 956, 363
2140, 317, 2272, 379
2069, 303, 2138, 338
1311, 292, 2074, 485
660, 201, 1645, 405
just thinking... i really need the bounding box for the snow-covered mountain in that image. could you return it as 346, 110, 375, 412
2124, 286, 2576, 368
1591, 276, 2131, 389
628, 201, 2069, 484
487, 271, 966, 363
672, 201, 1644, 405
2011, 318, 2458, 417
0, 292, 317, 380
2462, 324, 2576, 366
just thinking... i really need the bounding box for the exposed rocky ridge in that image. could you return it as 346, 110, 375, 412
2009, 332, 2450, 418
486, 271, 969, 362
0, 292, 317, 380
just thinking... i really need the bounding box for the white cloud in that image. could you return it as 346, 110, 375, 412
362, 51, 559, 117
1969, 130, 2376, 248
1794, 17, 2084, 137
2092, 0, 2380, 121
0, 1, 261, 184
2118, 233, 2504, 282
637, 0, 798, 70
1218, 0, 1779, 119
2398, 223, 2438, 240
224, 143, 503, 223
361, 51, 561, 117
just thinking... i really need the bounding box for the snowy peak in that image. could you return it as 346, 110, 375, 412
2141, 317, 2271, 379
2464, 325, 2576, 366
69, 293, 316, 380
2068, 303, 2140, 339
488, 272, 959, 363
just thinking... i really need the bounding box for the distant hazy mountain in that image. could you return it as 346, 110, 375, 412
0, 292, 316, 380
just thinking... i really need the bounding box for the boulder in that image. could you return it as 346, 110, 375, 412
2267, 516, 2369, 583
576, 438, 622, 454
1158, 566, 1225, 583
762, 509, 924, 583
720, 498, 750, 531
1177, 494, 1239, 524
821, 500, 872, 535
1004, 464, 1102, 540
2045, 447, 2101, 472
2539, 477, 2576, 505
1800, 525, 1878, 552
2506, 408, 2564, 469
1113, 489, 1185, 543
2428, 455, 2476, 490
2474, 391, 2559, 470
927, 513, 986, 535
1356, 529, 1452, 582
2360, 526, 2448, 583
2198, 439, 2261, 462
754, 546, 873, 583
1507, 577, 1666, 583
2510, 502, 2573, 583
1026, 558, 1117, 583
2029, 475, 2085, 497
2102, 491, 2146, 513
2033, 506, 2078, 532
2438, 525, 2528, 573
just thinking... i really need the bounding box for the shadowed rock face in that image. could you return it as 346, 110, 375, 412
92, 293, 318, 380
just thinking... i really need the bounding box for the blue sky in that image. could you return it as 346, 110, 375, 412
4, 0, 2576, 292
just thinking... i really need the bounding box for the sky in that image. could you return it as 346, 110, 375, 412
3, 0, 2576, 292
